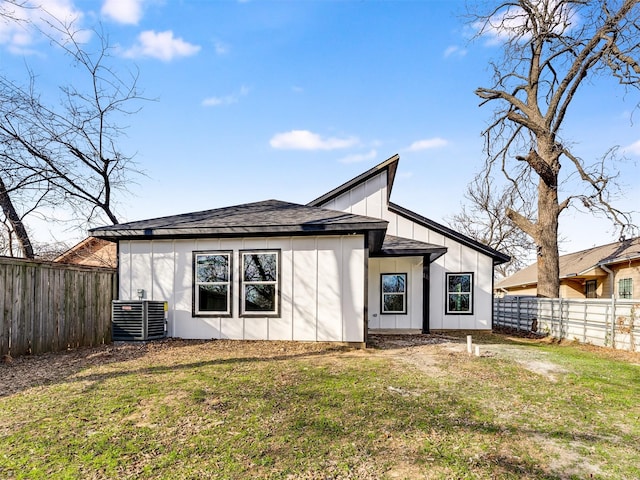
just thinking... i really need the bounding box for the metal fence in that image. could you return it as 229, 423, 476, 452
493, 296, 640, 352
0, 256, 117, 357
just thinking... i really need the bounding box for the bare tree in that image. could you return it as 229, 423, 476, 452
471, 0, 639, 297
0, 15, 146, 257
449, 173, 536, 278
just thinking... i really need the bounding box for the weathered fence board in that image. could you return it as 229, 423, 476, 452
494, 296, 640, 352
0, 256, 116, 357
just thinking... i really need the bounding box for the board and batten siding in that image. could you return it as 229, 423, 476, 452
368, 256, 423, 329
118, 235, 366, 342
318, 169, 494, 330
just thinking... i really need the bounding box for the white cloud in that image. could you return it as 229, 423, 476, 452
406, 138, 448, 152
339, 149, 377, 164
623, 140, 640, 156
477, 1, 579, 46
443, 45, 467, 58
0, 0, 87, 54
101, 0, 144, 25
270, 130, 358, 151
122, 30, 201, 61
202, 85, 250, 107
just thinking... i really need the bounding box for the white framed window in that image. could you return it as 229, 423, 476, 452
618, 278, 633, 299
241, 250, 280, 316
446, 272, 473, 315
194, 251, 232, 316
381, 273, 407, 314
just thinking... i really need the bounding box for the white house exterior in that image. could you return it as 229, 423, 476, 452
308, 156, 505, 331
116, 235, 367, 342
91, 155, 508, 344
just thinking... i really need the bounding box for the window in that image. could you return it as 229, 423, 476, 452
194, 251, 232, 315
618, 278, 633, 299
446, 272, 473, 315
241, 250, 280, 315
585, 280, 597, 298
381, 273, 407, 314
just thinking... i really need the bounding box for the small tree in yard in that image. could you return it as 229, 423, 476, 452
449, 173, 536, 279
470, 0, 639, 297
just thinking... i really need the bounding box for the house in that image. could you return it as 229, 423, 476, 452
90, 154, 509, 344
54, 236, 117, 268
496, 237, 640, 299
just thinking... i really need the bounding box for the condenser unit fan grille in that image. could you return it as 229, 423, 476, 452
112, 300, 167, 341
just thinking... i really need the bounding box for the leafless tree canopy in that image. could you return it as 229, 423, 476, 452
0, 10, 146, 258
470, 0, 640, 297
449, 173, 536, 278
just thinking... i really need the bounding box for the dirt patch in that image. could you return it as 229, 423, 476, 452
366, 334, 464, 377
478, 343, 570, 381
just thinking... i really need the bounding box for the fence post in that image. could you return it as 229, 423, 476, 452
611, 295, 617, 349
583, 300, 588, 344
560, 297, 565, 341
605, 295, 616, 348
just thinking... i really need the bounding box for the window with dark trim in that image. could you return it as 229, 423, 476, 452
194, 251, 232, 316
446, 272, 473, 315
241, 250, 280, 316
381, 273, 407, 314
618, 278, 633, 299
585, 279, 597, 298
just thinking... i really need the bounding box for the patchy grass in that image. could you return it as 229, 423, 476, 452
0, 335, 639, 479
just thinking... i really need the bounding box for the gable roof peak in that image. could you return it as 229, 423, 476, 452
307, 153, 399, 207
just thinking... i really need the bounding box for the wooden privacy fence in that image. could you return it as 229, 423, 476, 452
0, 256, 117, 357
494, 296, 640, 352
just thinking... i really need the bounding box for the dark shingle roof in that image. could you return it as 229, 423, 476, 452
90, 200, 388, 241
376, 235, 447, 261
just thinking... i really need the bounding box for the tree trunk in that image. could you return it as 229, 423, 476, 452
0, 176, 34, 258
535, 139, 561, 298
536, 180, 560, 297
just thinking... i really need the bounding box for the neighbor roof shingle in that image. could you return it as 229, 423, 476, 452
497, 237, 640, 289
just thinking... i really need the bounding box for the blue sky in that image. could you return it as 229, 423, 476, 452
0, 0, 639, 255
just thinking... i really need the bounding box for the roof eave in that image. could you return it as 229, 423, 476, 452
598, 253, 640, 266
372, 247, 447, 260
388, 202, 511, 265
90, 222, 388, 240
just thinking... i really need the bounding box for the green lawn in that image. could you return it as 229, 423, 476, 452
1, 335, 639, 479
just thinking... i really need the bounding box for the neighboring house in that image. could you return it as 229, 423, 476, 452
496, 237, 640, 299
54, 237, 117, 268
90, 155, 509, 344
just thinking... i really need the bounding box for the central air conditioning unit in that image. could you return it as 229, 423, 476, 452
112, 300, 167, 341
